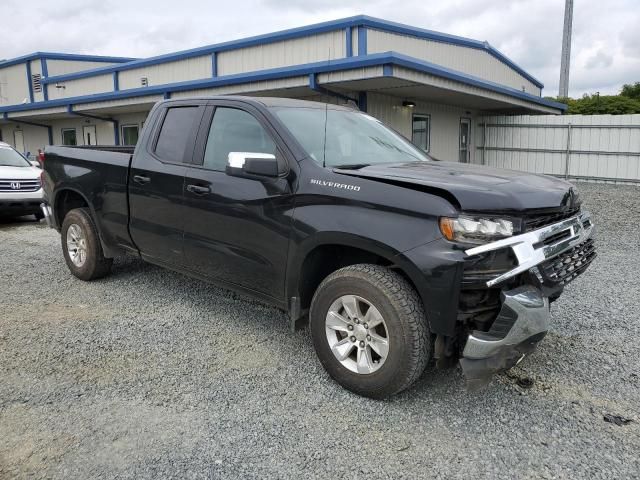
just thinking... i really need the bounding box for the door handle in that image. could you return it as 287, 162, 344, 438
186, 184, 211, 195
133, 175, 151, 185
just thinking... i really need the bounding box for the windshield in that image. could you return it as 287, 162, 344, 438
271, 106, 431, 167
0, 146, 30, 167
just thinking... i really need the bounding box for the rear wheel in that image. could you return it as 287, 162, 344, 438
61, 208, 113, 281
310, 264, 431, 398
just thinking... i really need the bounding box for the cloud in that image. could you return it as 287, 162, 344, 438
0, 0, 638, 97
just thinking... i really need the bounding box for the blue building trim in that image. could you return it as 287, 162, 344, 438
164, 92, 171, 100
113, 71, 119, 91
345, 27, 353, 57
357, 27, 367, 56
36, 15, 542, 89
40, 57, 49, 101
0, 52, 137, 69
211, 52, 218, 77
309, 73, 356, 104
383, 64, 393, 76
25, 62, 34, 103
5, 17, 542, 90
0, 52, 566, 116
360, 16, 544, 88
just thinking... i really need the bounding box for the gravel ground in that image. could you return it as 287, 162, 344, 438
1, 182, 639, 479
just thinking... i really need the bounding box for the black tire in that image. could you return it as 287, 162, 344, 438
34, 211, 44, 221
310, 264, 431, 399
61, 208, 113, 281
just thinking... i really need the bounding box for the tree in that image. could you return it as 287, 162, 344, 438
547, 87, 640, 114
621, 82, 640, 100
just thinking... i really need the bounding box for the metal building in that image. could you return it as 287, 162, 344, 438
0, 16, 565, 163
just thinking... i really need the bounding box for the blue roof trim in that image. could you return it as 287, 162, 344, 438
0, 52, 565, 115
359, 16, 544, 88
0, 52, 137, 69
37, 15, 543, 89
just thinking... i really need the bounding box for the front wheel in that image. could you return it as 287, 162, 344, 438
61, 208, 113, 281
310, 264, 431, 398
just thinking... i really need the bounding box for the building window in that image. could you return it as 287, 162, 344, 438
61, 128, 77, 146
121, 125, 139, 146
411, 114, 430, 152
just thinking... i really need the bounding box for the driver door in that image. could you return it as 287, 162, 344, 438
181, 102, 294, 301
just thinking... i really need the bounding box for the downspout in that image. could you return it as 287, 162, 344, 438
3, 112, 53, 145
308, 73, 359, 109
67, 105, 120, 145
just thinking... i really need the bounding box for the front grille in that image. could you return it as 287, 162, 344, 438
0, 179, 41, 192
523, 206, 581, 232
539, 238, 596, 286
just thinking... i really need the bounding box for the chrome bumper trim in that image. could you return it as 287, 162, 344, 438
462, 285, 549, 360
465, 212, 594, 287
40, 203, 54, 228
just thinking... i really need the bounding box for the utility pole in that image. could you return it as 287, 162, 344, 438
558, 0, 574, 98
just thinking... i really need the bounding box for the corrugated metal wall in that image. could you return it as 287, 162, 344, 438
119, 56, 212, 90
477, 114, 640, 183
46, 59, 121, 77
368, 92, 477, 163
0, 64, 30, 106
218, 30, 346, 76
367, 29, 540, 95
47, 73, 113, 99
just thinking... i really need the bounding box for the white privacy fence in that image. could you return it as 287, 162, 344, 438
477, 114, 640, 184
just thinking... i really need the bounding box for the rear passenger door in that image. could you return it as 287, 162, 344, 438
181, 101, 295, 300
128, 102, 205, 265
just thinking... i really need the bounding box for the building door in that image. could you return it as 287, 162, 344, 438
14, 130, 25, 154
83, 125, 97, 146
459, 118, 471, 163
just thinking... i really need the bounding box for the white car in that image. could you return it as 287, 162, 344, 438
0, 141, 44, 220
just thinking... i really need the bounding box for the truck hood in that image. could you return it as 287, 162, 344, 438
336, 161, 576, 212
0, 165, 41, 180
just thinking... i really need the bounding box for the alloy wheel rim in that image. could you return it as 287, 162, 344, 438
66, 224, 87, 267
325, 294, 389, 374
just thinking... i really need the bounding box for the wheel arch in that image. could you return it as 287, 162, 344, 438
286, 232, 429, 318
53, 187, 118, 258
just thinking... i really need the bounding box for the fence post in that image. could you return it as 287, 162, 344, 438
564, 123, 572, 179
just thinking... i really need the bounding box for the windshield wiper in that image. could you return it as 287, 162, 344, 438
333, 163, 370, 170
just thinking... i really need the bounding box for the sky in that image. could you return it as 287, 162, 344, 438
1, 0, 638, 98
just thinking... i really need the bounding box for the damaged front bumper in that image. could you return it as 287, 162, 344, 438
460, 285, 549, 389
459, 212, 595, 388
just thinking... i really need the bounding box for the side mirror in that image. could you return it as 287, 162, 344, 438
226, 152, 279, 178
29, 160, 42, 169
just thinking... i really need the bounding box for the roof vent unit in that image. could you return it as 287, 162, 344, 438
141, 77, 149, 87
31, 74, 42, 93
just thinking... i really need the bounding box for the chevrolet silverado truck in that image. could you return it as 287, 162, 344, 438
0, 141, 44, 220
40, 97, 596, 397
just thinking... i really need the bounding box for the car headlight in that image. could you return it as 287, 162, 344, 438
439, 216, 513, 244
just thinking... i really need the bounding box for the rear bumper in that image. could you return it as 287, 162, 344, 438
459, 285, 549, 389
41, 203, 54, 228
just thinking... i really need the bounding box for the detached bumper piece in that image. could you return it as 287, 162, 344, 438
460, 286, 549, 390
459, 212, 595, 388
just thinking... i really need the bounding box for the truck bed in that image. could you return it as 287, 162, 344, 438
43, 145, 135, 254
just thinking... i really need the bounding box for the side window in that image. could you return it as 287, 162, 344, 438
203, 107, 276, 171
154, 106, 201, 162
412, 114, 430, 152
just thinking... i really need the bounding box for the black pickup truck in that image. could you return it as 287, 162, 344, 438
41, 96, 595, 397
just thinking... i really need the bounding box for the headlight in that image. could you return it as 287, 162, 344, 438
439, 216, 513, 244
